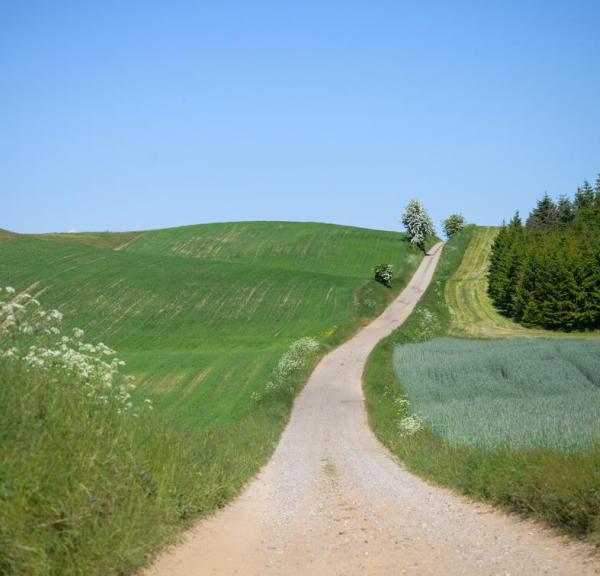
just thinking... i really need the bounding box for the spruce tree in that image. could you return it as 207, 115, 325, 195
526, 193, 558, 230
556, 195, 574, 228
575, 181, 595, 210
488, 173, 600, 331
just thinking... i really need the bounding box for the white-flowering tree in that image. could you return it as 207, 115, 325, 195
402, 199, 435, 249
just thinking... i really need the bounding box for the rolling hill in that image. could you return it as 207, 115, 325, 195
0, 221, 422, 427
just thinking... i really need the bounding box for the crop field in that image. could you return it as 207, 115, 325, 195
0, 221, 421, 427
393, 337, 600, 450
364, 226, 600, 542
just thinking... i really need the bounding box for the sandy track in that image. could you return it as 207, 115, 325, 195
144, 244, 598, 576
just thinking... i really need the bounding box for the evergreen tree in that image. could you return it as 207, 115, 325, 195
488, 174, 600, 331
526, 193, 558, 230
556, 195, 574, 229
574, 181, 595, 210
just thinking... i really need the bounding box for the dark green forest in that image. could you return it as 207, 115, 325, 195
488, 175, 600, 331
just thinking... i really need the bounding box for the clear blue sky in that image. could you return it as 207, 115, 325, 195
2, 1, 599, 234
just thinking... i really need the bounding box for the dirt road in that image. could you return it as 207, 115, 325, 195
144, 243, 598, 575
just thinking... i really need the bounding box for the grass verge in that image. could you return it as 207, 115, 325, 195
363, 225, 600, 544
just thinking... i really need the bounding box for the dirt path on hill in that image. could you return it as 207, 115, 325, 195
143, 243, 598, 576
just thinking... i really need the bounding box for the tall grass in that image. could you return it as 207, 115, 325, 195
0, 322, 320, 575
363, 225, 600, 543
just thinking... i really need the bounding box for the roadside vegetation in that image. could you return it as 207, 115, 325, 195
364, 224, 600, 544
0, 221, 423, 575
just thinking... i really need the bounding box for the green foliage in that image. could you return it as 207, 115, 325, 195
364, 226, 600, 544
401, 199, 435, 250
393, 338, 600, 450
442, 214, 466, 239
489, 176, 600, 331
526, 193, 558, 230
373, 263, 393, 287
0, 221, 423, 574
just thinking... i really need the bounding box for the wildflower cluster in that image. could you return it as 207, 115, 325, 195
273, 337, 320, 381
415, 308, 440, 341
393, 395, 424, 438
252, 337, 320, 402
0, 286, 151, 415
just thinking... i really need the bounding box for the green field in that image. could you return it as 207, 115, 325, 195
0, 221, 424, 574
393, 337, 600, 450
0, 221, 421, 427
364, 226, 600, 543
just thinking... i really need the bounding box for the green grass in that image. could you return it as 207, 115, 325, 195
0, 221, 423, 574
363, 225, 600, 543
0, 229, 142, 250
0, 222, 421, 426
0, 358, 302, 576
394, 338, 600, 450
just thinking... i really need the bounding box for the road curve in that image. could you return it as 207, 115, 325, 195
144, 243, 598, 576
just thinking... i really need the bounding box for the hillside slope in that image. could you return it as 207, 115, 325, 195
0, 221, 421, 427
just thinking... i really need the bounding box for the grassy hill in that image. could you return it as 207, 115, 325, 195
1, 221, 424, 574
0, 221, 421, 427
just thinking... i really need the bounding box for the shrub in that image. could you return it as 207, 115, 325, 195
442, 214, 466, 238
373, 264, 393, 287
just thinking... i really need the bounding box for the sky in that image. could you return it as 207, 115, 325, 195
2, 0, 599, 234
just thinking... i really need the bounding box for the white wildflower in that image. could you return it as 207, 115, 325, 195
0, 289, 141, 417
5, 286, 15, 294
49, 309, 63, 322
394, 397, 410, 411
397, 415, 424, 437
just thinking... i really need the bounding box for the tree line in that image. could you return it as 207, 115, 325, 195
488, 175, 600, 331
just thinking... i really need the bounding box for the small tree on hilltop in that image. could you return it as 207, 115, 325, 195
442, 214, 466, 239
402, 199, 434, 250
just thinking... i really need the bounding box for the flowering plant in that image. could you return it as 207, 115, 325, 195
252, 336, 320, 402
0, 285, 151, 415
393, 395, 423, 437
373, 264, 393, 287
